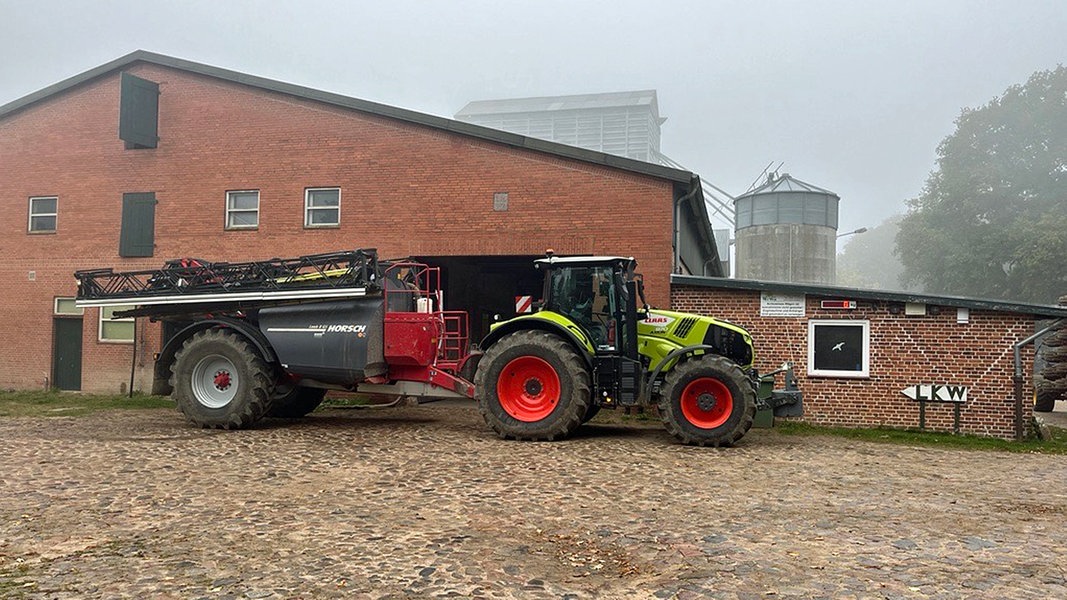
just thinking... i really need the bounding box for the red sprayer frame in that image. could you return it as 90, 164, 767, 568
381, 262, 475, 398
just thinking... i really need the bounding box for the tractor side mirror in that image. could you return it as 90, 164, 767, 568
634, 274, 650, 311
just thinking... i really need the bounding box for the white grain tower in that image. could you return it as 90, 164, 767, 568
455, 90, 665, 162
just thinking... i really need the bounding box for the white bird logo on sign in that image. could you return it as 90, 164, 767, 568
832, 342, 845, 351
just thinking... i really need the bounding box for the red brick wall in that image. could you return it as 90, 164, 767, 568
671, 285, 1036, 440
0, 64, 675, 392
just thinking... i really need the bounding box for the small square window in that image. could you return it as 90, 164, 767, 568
807, 320, 870, 378
226, 190, 260, 229
305, 188, 340, 228
54, 298, 84, 316
29, 196, 58, 233
493, 192, 509, 211
99, 305, 135, 343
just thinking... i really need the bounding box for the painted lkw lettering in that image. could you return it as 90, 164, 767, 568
900, 384, 969, 403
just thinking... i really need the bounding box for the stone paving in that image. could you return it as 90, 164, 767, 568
1, 402, 1066, 599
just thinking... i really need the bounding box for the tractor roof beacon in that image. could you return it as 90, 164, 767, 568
74, 249, 800, 445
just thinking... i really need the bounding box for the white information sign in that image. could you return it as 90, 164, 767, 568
760, 292, 805, 317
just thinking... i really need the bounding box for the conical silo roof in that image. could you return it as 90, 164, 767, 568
737, 173, 837, 198
733, 173, 840, 230
732, 172, 841, 284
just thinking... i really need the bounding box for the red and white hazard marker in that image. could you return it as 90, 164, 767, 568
515, 295, 533, 314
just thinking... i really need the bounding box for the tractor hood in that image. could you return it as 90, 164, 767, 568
638, 309, 754, 369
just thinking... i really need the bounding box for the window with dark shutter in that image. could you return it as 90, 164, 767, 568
119, 192, 157, 257
119, 72, 159, 149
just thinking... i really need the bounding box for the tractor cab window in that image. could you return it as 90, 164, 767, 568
547, 266, 618, 351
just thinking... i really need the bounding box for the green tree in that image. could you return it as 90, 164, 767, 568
897, 66, 1067, 304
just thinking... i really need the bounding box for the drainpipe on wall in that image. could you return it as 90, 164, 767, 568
129, 317, 137, 398
1013, 318, 1064, 440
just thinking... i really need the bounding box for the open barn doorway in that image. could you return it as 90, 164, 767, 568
415, 255, 543, 346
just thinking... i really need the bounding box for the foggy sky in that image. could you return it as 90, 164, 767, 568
2, 0, 1064, 236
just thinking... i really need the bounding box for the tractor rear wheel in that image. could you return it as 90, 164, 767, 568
170, 329, 274, 429
658, 354, 756, 447
268, 384, 327, 418
475, 331, 591, 441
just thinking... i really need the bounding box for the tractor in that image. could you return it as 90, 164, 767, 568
474, 253, 801, 446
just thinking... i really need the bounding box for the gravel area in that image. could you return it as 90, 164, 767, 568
2, 402, 1066, 599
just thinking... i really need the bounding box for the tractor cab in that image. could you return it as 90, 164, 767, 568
536, 255, 638, 356
534, 255, 644, 360
532, 255, 645, 407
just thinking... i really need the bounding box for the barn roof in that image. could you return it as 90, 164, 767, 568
0, 51, 685, 185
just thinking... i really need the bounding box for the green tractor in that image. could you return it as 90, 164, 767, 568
474, 254, 801, 446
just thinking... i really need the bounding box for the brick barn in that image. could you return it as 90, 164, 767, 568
4, 51, 1062, 442
0, 51, 718, 394
673, 276, 1067, 440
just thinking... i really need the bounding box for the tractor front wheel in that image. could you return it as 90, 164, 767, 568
170, 329, 274, 429
658, 354, 755, 447
475, 331, 591, 441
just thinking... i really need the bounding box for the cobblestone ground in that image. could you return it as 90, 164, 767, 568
1, 403, 1066, 599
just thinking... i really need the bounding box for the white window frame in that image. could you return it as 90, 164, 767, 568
28, 196, 58, 233
99, 305, 135, 343
54, 297, 84, 316
304, 187, 341, 228
225, 190, 260, 230
807, 319, 870, 378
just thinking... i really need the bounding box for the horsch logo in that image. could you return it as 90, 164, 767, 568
324, 324, 367, 334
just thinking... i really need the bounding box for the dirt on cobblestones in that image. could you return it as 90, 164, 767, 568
1, 403, 1066, 599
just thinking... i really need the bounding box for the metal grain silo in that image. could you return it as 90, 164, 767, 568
733, 173, 839, 284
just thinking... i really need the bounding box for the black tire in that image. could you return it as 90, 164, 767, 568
1044, 344, 1067, 363
1042, 362, 1067, 381
170, 328, 274, 429
268, 385, 327, 418
657, 354, 756, 447
581, 404, 602, 424
1035, 373, 1067, 412
1035, 373, 1067, 392
1035, 390, 1058, 412
475, 330, 592, 441
1043, 331, 1067, 347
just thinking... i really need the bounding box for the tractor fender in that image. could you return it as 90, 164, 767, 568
644, 344, 728, 401
153, 317, 279, 395
479, 318, 594, 371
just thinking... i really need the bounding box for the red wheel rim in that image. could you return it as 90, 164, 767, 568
680, 377, 733, 429
497, 356, 561, 422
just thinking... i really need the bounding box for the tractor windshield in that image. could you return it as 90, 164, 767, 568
546, 265, 618, 351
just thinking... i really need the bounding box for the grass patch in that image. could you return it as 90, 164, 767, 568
320, 393, 374, 409
0, 390, 172, 418
774, 420, 1067, 454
